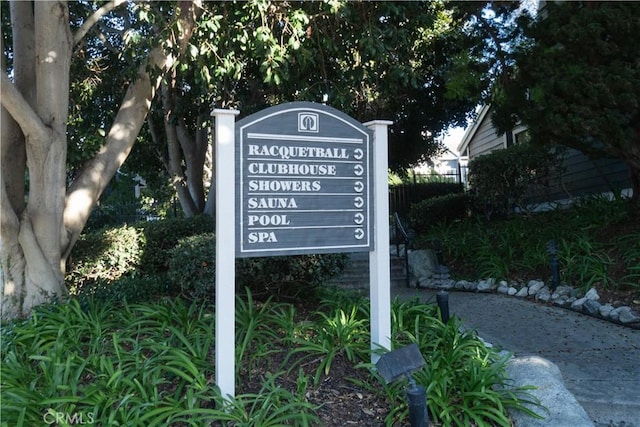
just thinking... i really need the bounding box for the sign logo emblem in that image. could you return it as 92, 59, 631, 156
298, 112, 319, 132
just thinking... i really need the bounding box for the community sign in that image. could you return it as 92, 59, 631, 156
235, 102, 374, 257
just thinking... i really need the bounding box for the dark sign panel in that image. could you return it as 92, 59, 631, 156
235, 102, 374, 257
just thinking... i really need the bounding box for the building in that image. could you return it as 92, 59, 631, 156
457, 105, 632, 206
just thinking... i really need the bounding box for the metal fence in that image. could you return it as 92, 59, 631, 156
389, 167, 468, 216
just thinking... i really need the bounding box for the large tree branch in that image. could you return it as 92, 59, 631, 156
62, 47, 174, 258
73, 0, 128, 46
0, 74, 48, 142
162, 79, 198, 216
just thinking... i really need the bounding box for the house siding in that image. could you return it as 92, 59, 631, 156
468, 111, 504, 158
555, 148, 630, 200
460, 106, 632, 204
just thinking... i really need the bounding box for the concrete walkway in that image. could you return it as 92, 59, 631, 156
393, 287, 640, 427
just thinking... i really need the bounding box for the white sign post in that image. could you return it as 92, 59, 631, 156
213, 108, 240, 399
365, 120, 393, 363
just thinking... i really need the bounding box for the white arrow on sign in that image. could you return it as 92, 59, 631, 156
353, 181, 364, 192
354, 196, 364, 208
353, 148, 364, 160
354, 164, 364, 176
354, 228, 365, 239
354, 213, 364, 224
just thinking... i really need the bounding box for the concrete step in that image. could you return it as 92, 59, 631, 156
325, 252, 409, 289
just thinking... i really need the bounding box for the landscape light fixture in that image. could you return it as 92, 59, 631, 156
436, 290, 450, 323
376, 343, 429, 427
546, 239, 560, 292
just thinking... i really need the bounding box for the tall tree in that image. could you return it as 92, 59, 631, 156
491, 1, 640, 210
128, 1, 493, 216
1, 0, 199, 319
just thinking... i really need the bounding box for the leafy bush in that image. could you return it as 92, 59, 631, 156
409, 192, 470, 234
66, 225, 144, 294
422, 196, 638, 291
468, 143, 563, 218
1, 289, 541, 427
69, 215, 347, 304
237, 253, 348, 300
76, 276, 168, 307
384, 298, 542, 426
0, 299, 318, 426
167, 232, 347, 301
167, 233, 216, 300
138, 215, 215, 275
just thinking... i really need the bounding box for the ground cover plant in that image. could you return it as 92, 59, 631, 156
416, 195, 640, 307
1, 289, 541, 426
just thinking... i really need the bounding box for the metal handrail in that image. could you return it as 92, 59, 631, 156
393, 212, 415, 288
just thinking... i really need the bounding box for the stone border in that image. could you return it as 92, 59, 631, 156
406, 248, 640, 328
415, 276, 640, 328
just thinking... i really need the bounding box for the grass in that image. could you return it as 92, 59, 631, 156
420, 195, 640, 292
1, 290, 542, 426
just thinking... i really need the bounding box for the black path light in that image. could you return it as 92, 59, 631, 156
546, 239, 561, 292
436, 290, 450, 323
376, 343, 429, 427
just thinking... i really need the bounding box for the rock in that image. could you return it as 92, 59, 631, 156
507, 287, 518, 296
516, 287, 529, 297
584, 288, 600, 301
454, 280, 468, 290
618, 307, 640, 324
436, 279, 455, 290
598, 304, 614, 317
554, 285, 573, 297
528, 280, 545, 295
536, 287, 551, 302
571, 297, 586, 309
609, 307, 621, 321
464, 281, 476, 291
506, 356, 594, 427
582, 299, 600, 316
477, 280, 492, 292
497, 284, 509, 294
552, 285, 573, 300
408, 250, 438, 280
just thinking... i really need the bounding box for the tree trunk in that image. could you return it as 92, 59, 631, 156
160, 77, 212, 217
63, 46, 175, 256
1, 0, 200, 319
1, 1, 72, 317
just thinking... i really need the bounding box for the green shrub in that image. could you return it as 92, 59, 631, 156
409, 192, 470, 234
138, 215, 214, 275
166, 232, 348, 301
66, 225, 144, 295
468, 143, 563, 218
0, 299, 319, 427
237, 253, 348, 300
1, 290, 540, 427
167, 233, 216, 300
422, 196, 638, 291
76, 276, 168, 307
69, 215, 347, 304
